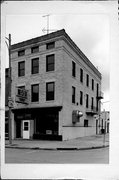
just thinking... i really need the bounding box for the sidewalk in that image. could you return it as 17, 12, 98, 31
5, 134, 109, 150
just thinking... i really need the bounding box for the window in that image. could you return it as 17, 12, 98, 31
72, 86, 75, 104
31, 84, 39, 102
92, 79, 94, 90
18, 49, 25, 57
31, 58, 39, 74
91, 97, 94, 110
86, 74, 89, 87
86, 94, 89, 108
31, 46, 39, 53
80, 91, 83, 105
84, 119, 88, 127
72, 61, 76, 77
46, 54, 55, 72
46, 42, 55, 49
97, 83, 99, 96
24, 122, 29, 131
46, 82, 55, 101
18, 61, 25, 77
80, 68, 83, 83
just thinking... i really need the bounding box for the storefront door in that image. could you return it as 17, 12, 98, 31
23, 120, 30, 139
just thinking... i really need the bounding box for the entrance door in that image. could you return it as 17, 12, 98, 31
23, 120, 30, 139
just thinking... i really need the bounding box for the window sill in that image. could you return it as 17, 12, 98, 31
31, 101, 39, 104
30, 73, 39, 77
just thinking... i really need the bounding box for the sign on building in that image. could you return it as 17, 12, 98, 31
15, 87, 28, 104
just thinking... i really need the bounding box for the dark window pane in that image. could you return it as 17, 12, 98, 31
86, 94, 89, 108
46, 42, 55, 49
86, 74, 89, 87
80, 68, 83, 83
32, 58, 39, 74
31, 46, 39, 53
72, 86, 75, 103
24, 122, 28, 131
18, 61, 25, 77
91, 97, 94, 109
18, 50, 25, 56
72, 61, 76, 77
31, 84, 39, 102
84, 119, 88, 127
92, 79, 94, 90
80, 91, 83, 105
46, 82, 55, 101
46, 54, 55, 72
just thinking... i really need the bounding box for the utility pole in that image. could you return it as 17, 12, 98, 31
6, 34, 12, 144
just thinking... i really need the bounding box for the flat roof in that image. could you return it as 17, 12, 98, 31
11, 29, 101, 79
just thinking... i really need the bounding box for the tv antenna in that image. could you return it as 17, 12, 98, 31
42, 14, 57, 34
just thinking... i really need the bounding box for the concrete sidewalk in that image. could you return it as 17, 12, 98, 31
5, 134, 109, 150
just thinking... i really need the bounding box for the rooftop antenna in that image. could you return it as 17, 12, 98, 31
42, 14, 50, 34
42, 14, 57, 34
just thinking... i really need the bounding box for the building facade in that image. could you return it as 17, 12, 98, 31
95, 110, 110, 134
8, 29, 103, 140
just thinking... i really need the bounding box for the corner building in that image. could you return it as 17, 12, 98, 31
11, 29, 103, 140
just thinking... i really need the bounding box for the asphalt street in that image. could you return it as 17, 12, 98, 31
5, 147, 109, 164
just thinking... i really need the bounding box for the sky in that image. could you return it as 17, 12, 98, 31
2, 1, 110, 110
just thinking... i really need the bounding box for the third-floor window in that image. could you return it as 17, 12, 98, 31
31, 58, 39, 74
18, 49, 25, 57
72, 61, 76, 77
46, 54, 55, 72
46, 42, 55, 50
86, 74, 89, 87
31, 46, 39, 53
92, 79, 94, 91
80, 68, 83, 83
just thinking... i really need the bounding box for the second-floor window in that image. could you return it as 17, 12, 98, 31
46, 54, 55, 72
72, 61, 76, 77
31, 84, 39, 102
86, 74, 89, 87
31, 58, 39, 74
46, 42, 55, 50
80, 68, 83, 83
18, 61, 25, 77
80, 91, 83, 105
86, 94, 89, 108
31, 46, 39, 53
91, 97, 94, 109
72, 86, 76, 104
46, 82, 55, 101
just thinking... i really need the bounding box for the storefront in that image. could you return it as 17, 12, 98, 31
13, 106, 62, 140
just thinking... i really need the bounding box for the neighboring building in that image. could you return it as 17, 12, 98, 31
5, 68, 9, 139
95, 111, 110, 134
8, 29, 103, 140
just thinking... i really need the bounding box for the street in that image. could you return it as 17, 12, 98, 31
5, 147, 109, 164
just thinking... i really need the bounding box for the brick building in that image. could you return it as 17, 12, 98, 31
8, 29, 103, 140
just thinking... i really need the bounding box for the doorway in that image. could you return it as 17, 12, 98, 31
23, 120, 30, 139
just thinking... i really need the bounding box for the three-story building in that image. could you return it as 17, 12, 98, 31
10, 29, 103, 140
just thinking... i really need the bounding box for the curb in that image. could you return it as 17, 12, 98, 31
5, 144, 109, 151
